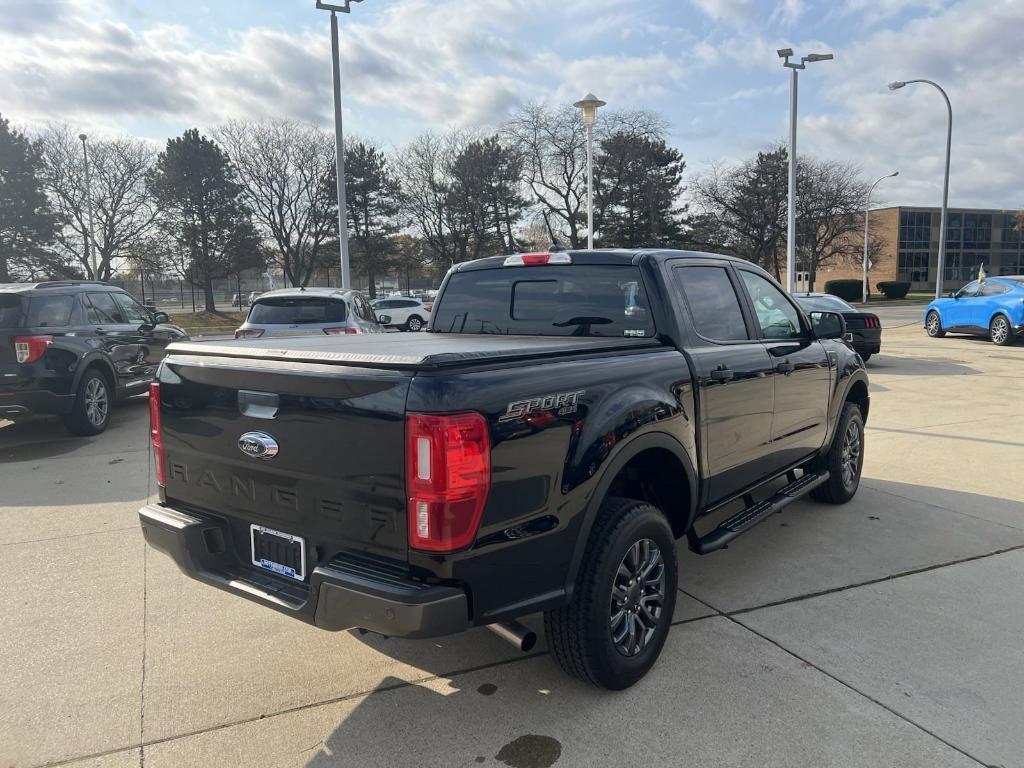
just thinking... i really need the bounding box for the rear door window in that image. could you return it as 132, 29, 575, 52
980, 282, 1009, 296
248, 298, 347, 325
432, 265, 655, 337
0, 295, 25, 327
26, 295, 75, 328
87, 293, 126, 324
674, 266, 749, 342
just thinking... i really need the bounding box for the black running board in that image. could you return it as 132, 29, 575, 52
687, 471, 829, 555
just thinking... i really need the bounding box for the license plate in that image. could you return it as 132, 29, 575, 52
250, 524, 306, 581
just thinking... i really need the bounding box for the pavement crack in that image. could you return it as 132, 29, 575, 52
138, 541, 149, 768
0, 526, 140, 549
723, 612, 991, 767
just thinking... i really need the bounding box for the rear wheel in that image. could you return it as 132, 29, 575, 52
63, 369, 112, 436
810, 402, 864, 505
545, 497, 678, 690
925, 310, 945, 338
405, 315, 424, 332
990, 314, 1013, 346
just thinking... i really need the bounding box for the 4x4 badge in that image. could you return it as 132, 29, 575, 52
238, 432, 280, 460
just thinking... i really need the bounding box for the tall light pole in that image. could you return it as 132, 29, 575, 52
778, 48, 833, 293
862, 171, 899, 303
574, 93, 606, 250
889, 79, 952, 300
316, 0, 362, 289
78, 133, 98, 279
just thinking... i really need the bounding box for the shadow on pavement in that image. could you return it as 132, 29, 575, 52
867, 354, 979, 376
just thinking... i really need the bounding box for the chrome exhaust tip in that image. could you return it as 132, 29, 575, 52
486, 619, 537, 652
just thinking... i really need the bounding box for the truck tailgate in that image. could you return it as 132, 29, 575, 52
159, 353, 412, 567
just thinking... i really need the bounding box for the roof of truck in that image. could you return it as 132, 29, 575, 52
453, 248, 744, 272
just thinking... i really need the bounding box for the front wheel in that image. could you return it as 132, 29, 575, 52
990, 314, 1013, 346
925, 310, 945, 338
545, 497, 678, 690
811, 402, 864, 505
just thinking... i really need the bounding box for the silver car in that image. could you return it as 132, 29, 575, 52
234, 288, 384, 339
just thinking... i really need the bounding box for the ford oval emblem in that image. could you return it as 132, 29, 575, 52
238, 432, 279, 460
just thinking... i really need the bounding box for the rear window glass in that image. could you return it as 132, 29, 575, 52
27, 295, 74, 327
431, 266, 655, 337
0, 295, 24, 327
248, 298, 347, 325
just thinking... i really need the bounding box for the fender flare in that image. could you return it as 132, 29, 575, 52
72, 353, 118, 397
563, 431, 698, 598
824, 369, 870, 449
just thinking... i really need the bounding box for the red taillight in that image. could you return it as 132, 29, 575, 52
234, 328, 265, 339
503, 252, 573, 267
14, 335, 53, 364
423, 305, 432, 313
149, 382, 166, 487
406, 412, 491, 553
324, 326, 359, 335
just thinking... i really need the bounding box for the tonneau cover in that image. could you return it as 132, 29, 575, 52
167, 332, 664, 369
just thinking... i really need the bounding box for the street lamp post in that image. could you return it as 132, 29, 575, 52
316, 0, 363, 289
863, 171, 899, 303
888, 79, 952, 300
778, 49, 833, 293
574, 93, 606, 250
78, 133, 98, 279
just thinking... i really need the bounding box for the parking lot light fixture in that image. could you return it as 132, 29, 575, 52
316, 0, 364, 289
888, 78, 952, 300
863, 171, 899, 303
574, 93, 606, 251
779, 49, 834, 293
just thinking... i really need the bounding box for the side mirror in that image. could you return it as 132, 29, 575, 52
949, 291, 958, 299
809, 310, 847, 340
152, 311, 170, 325
377, 314, 391, 325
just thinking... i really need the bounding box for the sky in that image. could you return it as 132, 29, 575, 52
0, 0, 1021, 209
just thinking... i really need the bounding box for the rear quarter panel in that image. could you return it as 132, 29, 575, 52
406, 347, 697, 623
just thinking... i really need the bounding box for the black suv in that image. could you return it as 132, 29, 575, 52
0, 282, 188, 435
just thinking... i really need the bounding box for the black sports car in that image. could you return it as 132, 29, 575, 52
795, 292, 881, 361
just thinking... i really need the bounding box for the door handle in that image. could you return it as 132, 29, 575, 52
95, 327, 110, 335
710, 366, 734, 382
775, 361, 795, 374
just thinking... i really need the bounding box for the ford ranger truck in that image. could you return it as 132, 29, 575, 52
139, 249, 868, 690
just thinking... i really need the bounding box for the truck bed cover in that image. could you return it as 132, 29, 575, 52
167, 333, 664, 370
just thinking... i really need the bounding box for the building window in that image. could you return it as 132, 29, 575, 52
1000, 214, 1021, 246
897, 251, 929, 283
899, 210, 931, 249
943, 251, 986, 283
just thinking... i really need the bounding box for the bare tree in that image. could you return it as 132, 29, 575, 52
38, 125, 158, 281
503, 103, 665, 248
214, 119, 336, 287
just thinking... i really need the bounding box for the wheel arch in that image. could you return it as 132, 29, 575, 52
73, 354, 117, 396
564, 432, 697, 598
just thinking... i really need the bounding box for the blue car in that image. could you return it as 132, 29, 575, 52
924, 276, 1024, 346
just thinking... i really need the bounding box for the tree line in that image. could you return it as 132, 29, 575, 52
1, 109, 882, 311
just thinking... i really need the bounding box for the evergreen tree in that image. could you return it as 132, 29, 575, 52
345, 139, 401, 298
148, 129, 261, 312
0, 115, 59, 281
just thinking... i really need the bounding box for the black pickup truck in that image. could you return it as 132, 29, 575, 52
140, 249, 868, 689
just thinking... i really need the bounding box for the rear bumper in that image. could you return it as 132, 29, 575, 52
0, 389, 74, 418
138, 503, 469, 639
849, 331, 881, 355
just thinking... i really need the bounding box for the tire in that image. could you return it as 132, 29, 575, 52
860, 352, 872, 362
405, 315, 424, 332
545, 497, 678, 690
925, 310, 945, 338
989, 314, 1013, 346
63, 369, 112, 436
810, 402, 864, 505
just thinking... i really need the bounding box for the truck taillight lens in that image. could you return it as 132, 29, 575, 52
406, 412, 490, 553
324, 326, 359, 335
14, 335, 52, 363
149, 382, 166, 487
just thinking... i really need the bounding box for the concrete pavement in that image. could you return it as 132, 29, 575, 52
1, 308, 1022, 768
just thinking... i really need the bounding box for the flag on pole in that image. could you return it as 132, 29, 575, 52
978, 263, 987, 283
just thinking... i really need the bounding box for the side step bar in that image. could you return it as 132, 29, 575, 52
687, 471, 829, 555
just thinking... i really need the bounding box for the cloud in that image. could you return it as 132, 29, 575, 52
689, 0, 754, 24
802, 0, 1024, 208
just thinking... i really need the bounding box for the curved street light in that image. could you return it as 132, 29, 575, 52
863, 171, 899, 303
889, 79, 952, 299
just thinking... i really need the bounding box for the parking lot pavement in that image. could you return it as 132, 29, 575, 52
1, 311, 1022, 768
